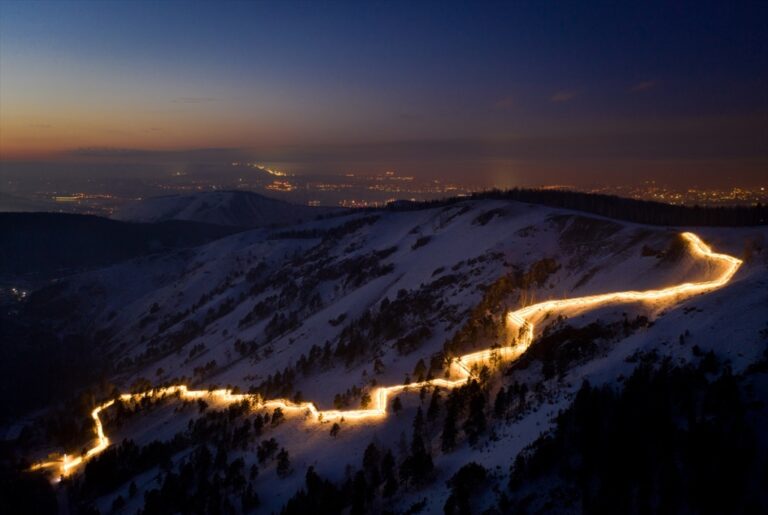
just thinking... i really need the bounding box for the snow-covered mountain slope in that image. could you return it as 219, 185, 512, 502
18, 198, 768, 513
113, 190, 337, 227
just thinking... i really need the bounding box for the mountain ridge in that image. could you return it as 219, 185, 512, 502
5, 197, 767, 514
113, 190, 339, 227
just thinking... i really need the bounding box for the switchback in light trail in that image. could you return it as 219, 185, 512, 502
31, 232, 742, 478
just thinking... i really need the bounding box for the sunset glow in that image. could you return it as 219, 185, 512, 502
1, 2, 766, 188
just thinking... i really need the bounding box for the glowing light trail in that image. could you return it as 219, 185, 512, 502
31, 232, 741, 478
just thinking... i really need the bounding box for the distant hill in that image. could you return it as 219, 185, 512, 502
113, 190, 338, 227
0, 213, 240, 281
0, 192, 63, 213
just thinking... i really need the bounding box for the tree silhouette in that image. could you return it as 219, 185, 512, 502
276, 448, 291, 478
427, 388, 442, 422
444, 462, 487, 515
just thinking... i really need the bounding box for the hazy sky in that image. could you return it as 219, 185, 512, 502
1, 0, 766, 187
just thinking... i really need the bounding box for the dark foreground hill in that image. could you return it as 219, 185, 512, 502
0, 213, 241, 281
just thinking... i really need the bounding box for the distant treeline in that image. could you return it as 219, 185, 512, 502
383, 189, 768, 226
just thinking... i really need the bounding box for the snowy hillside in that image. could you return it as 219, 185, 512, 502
11, 198, 768, 514
113, 190, 337, 227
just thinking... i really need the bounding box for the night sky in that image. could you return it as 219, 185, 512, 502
1, 0, 766, 187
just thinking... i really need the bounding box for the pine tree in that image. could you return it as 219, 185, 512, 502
444, 462, 487, 515
493, 387, 507, 418
271, 407, 285, 426
442, 408, 458, 452
427, 388, 441, 422
362, 443, 381, 488
463, 388, 487, 445
400, 434, 433, 485
350, 470, 368, 515
276, 448, 291, 478
412, 406, 424, 437
413, 359, 427, 381
241, 483, 260, 511
381, 450, 398, 497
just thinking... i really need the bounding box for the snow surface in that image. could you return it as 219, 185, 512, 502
25, 199, 768, 513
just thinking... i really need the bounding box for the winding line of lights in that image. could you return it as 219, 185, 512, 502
31, 232, 742, 478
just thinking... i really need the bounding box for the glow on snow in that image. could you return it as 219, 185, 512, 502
30, 232, 742, 478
